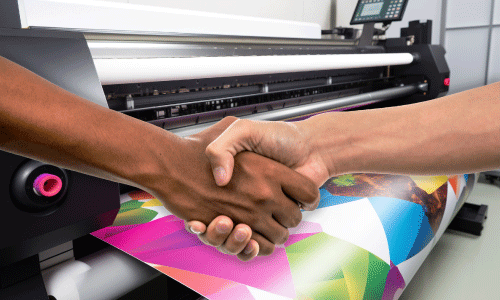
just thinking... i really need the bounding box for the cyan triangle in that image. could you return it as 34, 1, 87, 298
406, 216, 434, 260
317, 188, 363, 209
368, 197, 426, 265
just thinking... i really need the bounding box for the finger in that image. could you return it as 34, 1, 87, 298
277, 166, 321, 211
205, 119, 255, 186
272, 198, 303, 228
253, 218, 290, 246
237, 239, 259, 261
199, 216, 234, 247
185, 220, 206, 235
251, 232, 276, 256
217, 224, 252, 255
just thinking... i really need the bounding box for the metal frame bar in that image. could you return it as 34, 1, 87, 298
484, 0, 497, 85
171, 84, 421, 137
440, 0, 448, 47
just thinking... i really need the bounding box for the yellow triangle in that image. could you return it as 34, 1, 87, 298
409, 176, 448, 194
141, 198, 163, 207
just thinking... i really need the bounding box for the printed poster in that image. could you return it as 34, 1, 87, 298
92, 174, 472, 300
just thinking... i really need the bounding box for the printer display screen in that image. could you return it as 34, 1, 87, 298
350, 0, 409, 24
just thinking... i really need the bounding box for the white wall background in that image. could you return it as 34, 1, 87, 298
100, 0, 443, 44
443, 0, 500, 93
99, 0, 443, 43
100, 0, 335, 30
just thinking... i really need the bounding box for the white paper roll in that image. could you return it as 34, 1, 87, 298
42, 248, 160, 300
93, 53, 414, 85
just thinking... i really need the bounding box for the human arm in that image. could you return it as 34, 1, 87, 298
299, 81, 500, 177
205, 81, 500, 183
0, 56, 320, 258
188, 81, 500, 252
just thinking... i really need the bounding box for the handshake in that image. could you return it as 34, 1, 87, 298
146, 116, 332, 262
5, 54, 496, 263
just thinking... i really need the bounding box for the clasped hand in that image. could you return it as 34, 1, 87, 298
145, 117, 320, 261
184, 117, 331, 261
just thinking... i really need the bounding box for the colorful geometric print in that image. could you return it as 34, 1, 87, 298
112, 201, 158, 227
93, 203, 405, 300
369, 197, 434, 265
286, 232, 404, 300
92, 174, 471, 300
322, 174, 448, 233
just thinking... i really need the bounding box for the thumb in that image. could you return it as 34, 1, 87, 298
205, 119, 258, 186
206, 149, 235, 186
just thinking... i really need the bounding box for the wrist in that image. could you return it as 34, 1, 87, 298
296, 112, 366, 177
293, 118, 334, 184
118, 124, 182, 194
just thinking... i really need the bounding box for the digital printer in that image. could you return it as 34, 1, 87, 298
0, 0, 452, 299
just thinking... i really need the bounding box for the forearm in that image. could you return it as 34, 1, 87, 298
299, 82, 500, 176
0, 56, 179, 189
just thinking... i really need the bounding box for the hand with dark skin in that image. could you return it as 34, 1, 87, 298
0, 56, 320, 260
185, 119, 328, 260
152, 118, 319, 257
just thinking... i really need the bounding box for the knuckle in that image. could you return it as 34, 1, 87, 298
246, 215, 261, 227
262, 162, 278, 176
223, 116, 238, 123
204, 144, 217, 157
258, 186, 275, 201
237, 118, 250, 128
205, 141, 221, 158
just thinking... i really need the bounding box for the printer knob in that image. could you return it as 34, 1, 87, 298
33, 173, 63, 197
10, 160, 68, 214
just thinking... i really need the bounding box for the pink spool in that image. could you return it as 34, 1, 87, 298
33, 173, 63, 197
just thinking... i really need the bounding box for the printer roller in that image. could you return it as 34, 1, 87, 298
42, 247, 160, 300
92, 53, 415, 85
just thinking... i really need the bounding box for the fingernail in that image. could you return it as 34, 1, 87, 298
214, 167, 226, 185
216, 221, 230, 234
243, 243, 254, 255
189, 226, 202, 234
234, 229, 248, 242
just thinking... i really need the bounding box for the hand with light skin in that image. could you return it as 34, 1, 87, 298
187, 81, 500, 259
205, 119, 331, 188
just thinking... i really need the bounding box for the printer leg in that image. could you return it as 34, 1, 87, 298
0, 273, 48, 300
0, 255, 49, 299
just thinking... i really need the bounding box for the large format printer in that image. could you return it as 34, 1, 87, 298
0, 0, 452, 299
